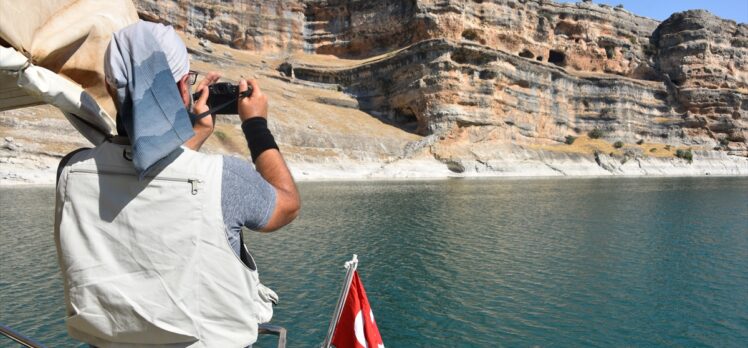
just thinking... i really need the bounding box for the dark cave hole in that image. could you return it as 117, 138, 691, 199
519, 49, 535, 59
391, 107, 421, 134
548, 50, 566, 66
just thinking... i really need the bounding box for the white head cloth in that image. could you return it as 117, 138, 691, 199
104, 21, 189, 88
102, 21, 194, 178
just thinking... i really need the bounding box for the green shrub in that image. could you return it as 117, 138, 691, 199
675, 149, 693, 162
588, 128, 604, 139
684, 149, 693, 162
649, 148, 657, 153
565, 135, 577, 145
214, 130, 228, 141
664, 145, 671, 150
625, 34, 637, 45
720, 138, 730, 146
613, 141, 624, 149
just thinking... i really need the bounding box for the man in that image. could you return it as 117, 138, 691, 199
54, 21, 299, 347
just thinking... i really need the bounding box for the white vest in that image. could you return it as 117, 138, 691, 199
54, 142, 276, 347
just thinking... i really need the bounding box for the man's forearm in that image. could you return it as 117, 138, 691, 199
255, 149, 296, 197
242, 119, 300, 231
184, 126, 212, 151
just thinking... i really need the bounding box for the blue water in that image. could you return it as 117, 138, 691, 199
1, 177, 747, 347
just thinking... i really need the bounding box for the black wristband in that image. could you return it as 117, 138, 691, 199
241, 117, 279, 163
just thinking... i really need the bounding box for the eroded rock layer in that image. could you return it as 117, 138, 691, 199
8, 0, 709, 180
134, 0, 746, 154
304, 0, 661, 79
137, 0, 306, 52
653, 10, 748, 146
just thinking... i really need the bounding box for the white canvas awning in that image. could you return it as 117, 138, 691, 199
0, 0, 139, 144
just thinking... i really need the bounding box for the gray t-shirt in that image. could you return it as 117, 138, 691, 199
221, 156, 275, 256
57, 150, 276, 258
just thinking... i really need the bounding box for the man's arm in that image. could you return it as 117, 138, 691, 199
184, 72, 221, 151
238, 79, 300, 231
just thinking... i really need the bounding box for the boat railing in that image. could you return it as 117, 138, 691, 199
1, 322, 287, 348
0, 323, 47, 348
258, 323, 288, 348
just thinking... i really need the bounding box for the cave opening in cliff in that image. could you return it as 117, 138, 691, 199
519, 49, 535, 59
391, 107, 421, 134
548, 50, 566, 66
461, 29, 485, 44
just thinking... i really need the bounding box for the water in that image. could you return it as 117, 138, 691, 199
1, 178, 747, 347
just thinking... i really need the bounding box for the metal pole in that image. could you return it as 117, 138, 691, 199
0, 323, 47, 348
321, 254, 359, 348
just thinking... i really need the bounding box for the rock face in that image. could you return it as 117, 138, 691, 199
304, 0, 661, 79
137, 0, 306, 52
10, 0, 737, 182
285, 3, 748, 159
653, 10, 748, 147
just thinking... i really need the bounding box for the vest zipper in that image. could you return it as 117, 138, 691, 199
69, 168, 203, 195
187, 179, 201, 195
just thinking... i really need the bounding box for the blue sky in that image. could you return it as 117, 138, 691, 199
556, 0, 748, 23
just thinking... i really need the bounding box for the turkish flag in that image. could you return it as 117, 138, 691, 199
331, 271, 384, 348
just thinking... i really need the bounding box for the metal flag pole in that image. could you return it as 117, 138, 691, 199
321, 254, 359, 348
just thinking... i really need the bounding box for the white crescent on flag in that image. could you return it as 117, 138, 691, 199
354, 310, 368, 348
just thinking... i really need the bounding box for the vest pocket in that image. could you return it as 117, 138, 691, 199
67, 279, 200, 344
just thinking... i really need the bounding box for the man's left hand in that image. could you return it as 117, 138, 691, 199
185, 71, 220, 150
192, 71, 221, 132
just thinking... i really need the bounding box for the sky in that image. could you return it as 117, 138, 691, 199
556, 0, 748, 23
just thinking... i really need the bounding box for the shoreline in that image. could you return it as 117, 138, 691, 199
3, 154, 747, 187
3, 171, 747, 188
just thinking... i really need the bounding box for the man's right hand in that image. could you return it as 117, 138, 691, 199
238, 79, 268, 122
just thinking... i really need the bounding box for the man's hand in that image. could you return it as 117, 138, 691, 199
184, 71, 220, 150
238, 79, 268, 121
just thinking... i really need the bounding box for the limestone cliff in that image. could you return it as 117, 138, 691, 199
289, 2, 748, 157
2, 1, 746, 183
136, 0, 306, 52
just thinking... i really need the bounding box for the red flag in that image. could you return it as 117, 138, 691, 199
331, 271, 384, 348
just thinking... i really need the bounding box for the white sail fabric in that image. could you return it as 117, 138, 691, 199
0, 46, 116, 144
0, 0, 139, 144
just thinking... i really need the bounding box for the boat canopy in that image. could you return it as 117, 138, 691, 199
0, 0, 139, 144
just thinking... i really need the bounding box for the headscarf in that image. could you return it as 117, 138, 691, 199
104, 21, 193, 179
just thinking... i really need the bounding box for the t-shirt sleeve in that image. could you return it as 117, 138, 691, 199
221, 156, 276, 231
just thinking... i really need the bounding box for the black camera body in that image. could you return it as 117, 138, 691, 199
192, 82, 252, 115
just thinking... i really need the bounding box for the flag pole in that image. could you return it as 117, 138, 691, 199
321, 254, 359, 348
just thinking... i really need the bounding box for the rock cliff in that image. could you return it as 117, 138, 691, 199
2, 1, 747, 184
135, 1, 747, 150
137, 0, 307, 52
653, 10, 748, 148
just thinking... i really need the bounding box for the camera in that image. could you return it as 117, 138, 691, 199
192, 82, 253, 115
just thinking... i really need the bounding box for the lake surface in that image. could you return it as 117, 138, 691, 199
1, 177, 747, 347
